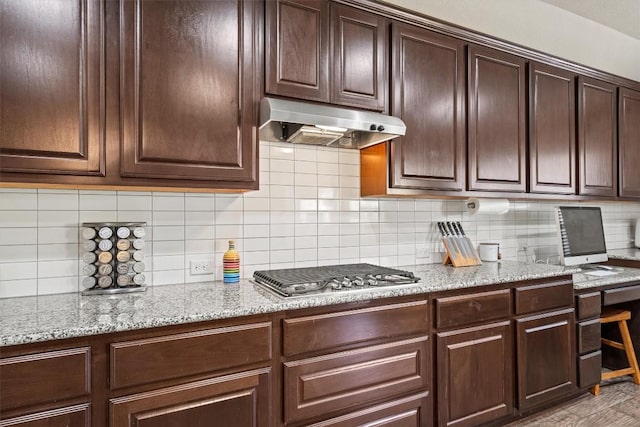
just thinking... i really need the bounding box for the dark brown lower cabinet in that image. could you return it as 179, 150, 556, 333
109, 369, 271, 427
515, 309, 576, 410
436, 321, 513, 427
284, 336, 429, 424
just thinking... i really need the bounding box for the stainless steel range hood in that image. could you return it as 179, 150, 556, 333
259, 97, 406, 149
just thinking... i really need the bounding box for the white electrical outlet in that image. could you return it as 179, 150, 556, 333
190, 260, 213, 275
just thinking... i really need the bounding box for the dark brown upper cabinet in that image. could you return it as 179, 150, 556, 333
265, 0, 388, 111
265, 0, 330, 103
577, 76, 617, 197
528, 63, 576, 195
119, 0, 259, 186
389, 23, 466, 192
330, 3, 387, 111
468, 45, 526, 192
0, 0, 105, 177
618, 87, 640, 198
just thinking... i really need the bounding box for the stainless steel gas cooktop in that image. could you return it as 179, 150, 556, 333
252, 263, 420, 297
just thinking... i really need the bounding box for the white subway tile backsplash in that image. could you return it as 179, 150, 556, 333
2, 141, 640, 298
0, 245, 37, 263
153, 211, 185, 226
79, 210, 118, 223
244, 224, 270, 238
295, 173, 318, 187
38, 277, 79, 295
38, 260, 78, 278
38, 192, 78, 210
79, 193, 116, 211
0, 262, 38, 280
317, 174, 339, 187
0, 210, 37, 228
186, 195, 215, 211
270, 185, 295, 198
39, 227, 77, 245
185, 239, 213, 254
38, 244, 77, 261
154, 226, 185, 241
0, 279, 37, 298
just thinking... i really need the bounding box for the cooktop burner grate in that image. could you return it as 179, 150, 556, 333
252, 263, 419, 297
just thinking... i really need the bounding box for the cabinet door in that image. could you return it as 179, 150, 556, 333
468, 45, 526, 192
516, 309, 576, 411
0, 0, 105, 177
618, 87, 640, 198
331, 3, 387, 111
529, 63, 576, 194
389, 23, 465, 191
119, 0, 258, 187
577, 76, 617, 197
265, 0, 330, 102
436, 321, 513, 427
110, 369, 271, 427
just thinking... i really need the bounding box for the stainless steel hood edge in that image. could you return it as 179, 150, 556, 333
259, 97, 406, 149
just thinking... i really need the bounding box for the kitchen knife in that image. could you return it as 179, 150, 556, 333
456, 221, 482, 261
451, 221, 474, 262
448, 221, 471, 262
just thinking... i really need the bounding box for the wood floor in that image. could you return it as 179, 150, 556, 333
507, 378, 640, 426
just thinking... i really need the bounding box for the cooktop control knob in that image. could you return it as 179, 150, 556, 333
353, 276, 365, 286
370, 124, 377, 131
377, 125, 385, 132
331, 279, 342, 290
342, 278, 352, 288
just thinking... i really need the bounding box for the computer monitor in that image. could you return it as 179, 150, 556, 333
555, 206, 608, 266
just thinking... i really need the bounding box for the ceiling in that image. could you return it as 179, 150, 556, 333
539, 0, 640, 40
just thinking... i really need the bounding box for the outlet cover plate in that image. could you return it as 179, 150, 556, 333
190, 260, 213, 275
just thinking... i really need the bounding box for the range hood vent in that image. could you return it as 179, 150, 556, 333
259, 97, 406, 149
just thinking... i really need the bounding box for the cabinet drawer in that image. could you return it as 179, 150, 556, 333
306, 392, 429, 427
577, 318, 601, 355
110, 322, 271, 390
283, 300, 428, 357
578, 351, 602, 388
514, 279, 573, 315
0, 403, 91, 427
435, 289, 511, 329
283, 336, 429, 424
0, 348, 91, 412
576, 292, 601, 320
602, 285, 640, 306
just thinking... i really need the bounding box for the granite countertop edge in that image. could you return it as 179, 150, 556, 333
0, 261, 584, 347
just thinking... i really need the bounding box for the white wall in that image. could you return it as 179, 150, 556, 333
382, 0, 640, 81
1, 141, 638, 298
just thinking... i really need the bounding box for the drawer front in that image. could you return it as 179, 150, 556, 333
578, 351, 602, 388
284, 336, 429, 424
0, 348, 91, 412
0, 403, 91, 427
576, 292, 601, 320
110, 322, 271, 390
435, 289, 511, 329
514, 279, 573, 315
603, 285, 640, 306
577, 318, 601, 355
283, 300, 428, 357
306, 392, 429, 427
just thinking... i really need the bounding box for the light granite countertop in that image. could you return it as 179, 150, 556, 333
0, 260, 583, 347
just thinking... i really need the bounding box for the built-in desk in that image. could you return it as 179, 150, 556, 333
574, 258, 640, 378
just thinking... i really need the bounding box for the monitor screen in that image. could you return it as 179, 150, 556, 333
556, 206, 607, 266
